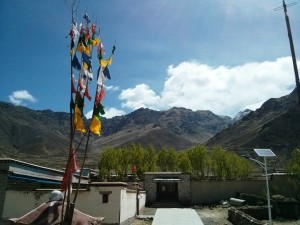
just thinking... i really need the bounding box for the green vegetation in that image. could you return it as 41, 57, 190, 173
98, 143, 254, 181
286, 148, 300, 200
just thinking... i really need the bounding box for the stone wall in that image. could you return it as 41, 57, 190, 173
178, 173, 191, 204
228, 207, 264, 225
191, 180, 265, 204
240, 193, 300, 220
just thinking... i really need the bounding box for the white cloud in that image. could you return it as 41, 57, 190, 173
119, 57, 296, 117
85, 110, 93, 119
85, 107, 125, 119
9, 90, 37, 106
105, 85, 120, 91
103, 107, 126, 118
119, 84, 161, 110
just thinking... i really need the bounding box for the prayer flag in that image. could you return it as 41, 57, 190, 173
72, 55, 81, 70
61, 148, 80, 191
74, 105, 86, 133
82, 52, 92, 71
100, 56, 112, 68
84, 86, 92, 101
112, 45, 116, 55
92, 38, 100, 47
89, 114, 101, 135
103, 66, 111, 79
89, 102, 105, 135
83, 13, 91, 24
97, 67, 106, 86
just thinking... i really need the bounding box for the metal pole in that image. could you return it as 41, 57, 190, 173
264, 157, 272, 225
282, 0, 300, 105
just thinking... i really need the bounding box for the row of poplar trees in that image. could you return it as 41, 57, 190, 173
98, 144, 255, 181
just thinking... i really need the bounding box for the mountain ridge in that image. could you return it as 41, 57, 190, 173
1, 89, 299, 168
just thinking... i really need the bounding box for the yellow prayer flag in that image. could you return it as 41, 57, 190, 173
89, 115, 101, 135
74, 105, 86, 133
76, 43, 85, 53
100, 56, 112, 68
92, 38, 100, 47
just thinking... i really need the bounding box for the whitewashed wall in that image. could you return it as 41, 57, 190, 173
119, 189, 146, 224
75, 185, 122, 224
2, 190, 49, 219
2, 184, 146, 225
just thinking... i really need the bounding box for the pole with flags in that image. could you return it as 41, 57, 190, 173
61, 2, 116, 223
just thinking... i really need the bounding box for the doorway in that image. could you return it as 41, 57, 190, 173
156, 182, 178, 201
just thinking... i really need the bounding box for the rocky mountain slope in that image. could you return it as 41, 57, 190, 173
99, 107, 231, 150
206, 89, 300, 159
1, 89, 299, 168
0, 102, 231, 162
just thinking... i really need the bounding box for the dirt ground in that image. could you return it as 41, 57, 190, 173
132, 205, 300, 225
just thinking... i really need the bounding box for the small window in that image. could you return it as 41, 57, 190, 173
100, 191, 112, 204
102, 194, 109, 203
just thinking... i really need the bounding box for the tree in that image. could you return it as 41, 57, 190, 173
211, 146, 227, 179
167, 148, 179, 172
128, 144, 145, 177
286, 148, 300, 200
157, 147, 169, 171
178, 151, 192, 173
118, 147, 132, 180
187, 145, 208, 178
98, 147, 119, 180
144, 145, 157, 172
224, 152, 253, 180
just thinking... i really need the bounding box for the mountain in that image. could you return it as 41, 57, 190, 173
231, 109, 252, 124
0, 102, 231, 167
99, 107, 232, 147
2, 88, 298, 169
206, 89, 300, 160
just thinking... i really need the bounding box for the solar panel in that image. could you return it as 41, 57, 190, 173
254, 149, 276, 157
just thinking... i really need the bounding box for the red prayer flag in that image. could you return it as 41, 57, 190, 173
61, 148, 79, 191
132, 164, 136, 174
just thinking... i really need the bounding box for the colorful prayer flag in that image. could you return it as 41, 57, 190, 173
74, 105, 86, 133
89, 114, 101, 135
89, 102, 105, 135
100, 56, 112, 68
82, 52, 92, 70
103, 66, 111, 79
72, 55, 81, 70
97, 67, 106, 86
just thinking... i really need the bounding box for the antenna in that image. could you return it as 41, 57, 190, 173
274, 1, 296, 11
274, 0, 300, 106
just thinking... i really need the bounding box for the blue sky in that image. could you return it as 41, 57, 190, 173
0, 0, 299, 118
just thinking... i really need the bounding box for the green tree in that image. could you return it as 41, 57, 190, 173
286, 148, 300, 200
128, 144, 145, 177
157, 147, 169, 171
178, 151, 192, 173
98, 147, 119, 180
211, 146, 227, 179
187, 145, 208, 178
211, 147, 253, 180
167, 148, 179, 171
144, 145, 157, 172
224, 152, 248, 179
118, 147, 131, 180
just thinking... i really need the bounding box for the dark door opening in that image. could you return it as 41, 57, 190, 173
156, 182, 178, 201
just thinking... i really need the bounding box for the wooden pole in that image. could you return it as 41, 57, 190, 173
282, 0, 300, 105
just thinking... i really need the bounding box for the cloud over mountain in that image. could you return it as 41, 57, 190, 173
119, 57, 296, 117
